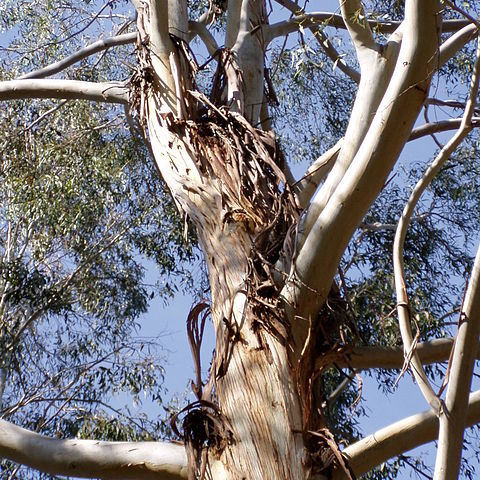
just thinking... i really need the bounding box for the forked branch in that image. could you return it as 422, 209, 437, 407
284, 0, 441, 331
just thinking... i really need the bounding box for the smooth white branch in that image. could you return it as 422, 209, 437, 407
439, 23, 478, 65
332, 390, 480, 479
0, 79, 128, 104
340, 1, 377, 68
294, 140, 342, 209
409, 117, 480, 140
434, 33, 480, 479
285, 1, 441, 328
0, 419, 187, 479
334, 338, 457, 371
20, 33, 136, 80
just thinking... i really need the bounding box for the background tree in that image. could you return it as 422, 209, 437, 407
0, 3, 196, 476
0, 0, 480, 479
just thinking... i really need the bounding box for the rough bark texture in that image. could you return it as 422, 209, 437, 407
138, 78, 314, 476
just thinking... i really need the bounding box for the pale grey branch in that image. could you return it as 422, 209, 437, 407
340, 0, 378, 66
295, 139, 343, 209
434, 34, 480, 479
20, 33, 136, 80
337, 338, 455, 371
0, 419, 187, 480
409, 117, 480, 140
393, 28, 479, 418
332, 390, 480, 479
439, 23, 478, 66
0, 79, 129, 104
189, 21, 219, 56
267, 11, 470, 38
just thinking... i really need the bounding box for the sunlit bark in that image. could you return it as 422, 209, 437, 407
0, 1, 479, 479
0, 419, 187, 480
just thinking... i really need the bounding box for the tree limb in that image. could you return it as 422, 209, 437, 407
433, 34, 480, 479
332, 390, 480, 479
409, 117, 480, 140
0, 419, 187, 480
268, 9, 470, 36
271, 1, 361, 83
313, 29, 361, 83
19, 33, 136, 80
284, 0, 442, 349
296, 23, 403, 245
334, 338, 457, 371
439, 23, 478, 66
188, 21, 219, 57
294, 139, 343, 209
435, 243, 480, 478
145, 0, 178, 115
359, 214, 427, 232
225, 0, 243, 48
340, 0, 378, 67
393, 29, 479, 419
0, 79, 129, 104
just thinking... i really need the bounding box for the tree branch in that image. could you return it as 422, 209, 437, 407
313, 29, 361, 83
340, 0, 378, 66
267, 9, 470, 36
296, 23, 403, 247
294, 139, 343, 209
271, 1, 361, 83
268, 13, 475, 80
333, 338, 457, 371
144, 0, 178, 115
225, 0, 243, 48
435, 243, 480, 478
332, 390, 480, 479
409, 117, 480, 140
359, 214, 427, 232
0, 79, 129, 104
0, 419, 187, 479
439, 23, 478, 66
285, 2, 442, 330
433, 34, 480, 479
19, 33, 136, 80
393, 29, 479, 419
228, 1, 267, 123
188, 21, 219, 57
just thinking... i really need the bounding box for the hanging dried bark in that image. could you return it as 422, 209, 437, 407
130, 32, 359, 480
170, 399, 233, 480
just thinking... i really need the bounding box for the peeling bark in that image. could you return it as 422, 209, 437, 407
2, 1, 479, 479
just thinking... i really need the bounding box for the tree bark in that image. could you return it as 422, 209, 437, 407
144, 107, 313, 477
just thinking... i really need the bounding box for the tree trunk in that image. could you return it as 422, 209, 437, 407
145, 106, 319, 478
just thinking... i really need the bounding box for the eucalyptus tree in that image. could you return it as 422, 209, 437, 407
1, 0, 480, 479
